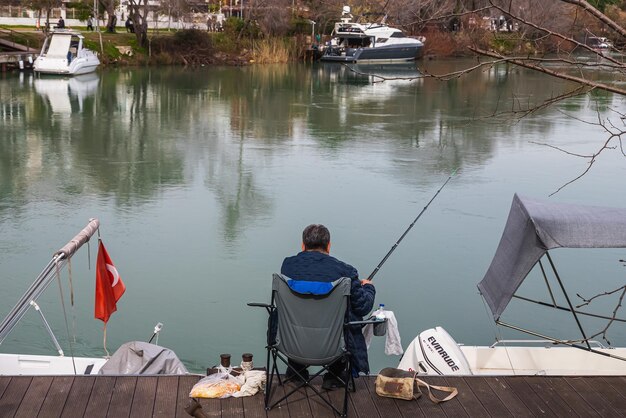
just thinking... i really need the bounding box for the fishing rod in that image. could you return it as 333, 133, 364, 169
367, 169, 457, 281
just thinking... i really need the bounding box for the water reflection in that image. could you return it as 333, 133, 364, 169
1, 63, 625, 372
34, 73, 100, 114
1, 63, 623, 224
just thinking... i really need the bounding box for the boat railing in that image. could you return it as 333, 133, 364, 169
0, 219, 100, 347
489, 339, 608, 349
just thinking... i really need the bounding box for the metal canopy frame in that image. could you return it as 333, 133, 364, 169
495, 250, 626, 362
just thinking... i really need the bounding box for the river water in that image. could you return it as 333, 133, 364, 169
1, 60, 625, 373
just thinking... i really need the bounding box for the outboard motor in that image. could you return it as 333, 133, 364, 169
398, 326, 472, 375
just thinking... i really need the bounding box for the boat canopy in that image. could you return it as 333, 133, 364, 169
478, 193, 626, 320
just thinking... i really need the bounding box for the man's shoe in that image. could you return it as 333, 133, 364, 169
321, 375, 341, 390
322, 373, 354, 391
285, 367, 310, 383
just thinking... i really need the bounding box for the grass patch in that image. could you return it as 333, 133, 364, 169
491, 34, 519, 53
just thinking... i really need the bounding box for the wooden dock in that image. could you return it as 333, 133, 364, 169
0, 28, 38, 71
0, 374, 625, 417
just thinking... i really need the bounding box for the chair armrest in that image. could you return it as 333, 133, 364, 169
247, 302, 272, 308
247, 302, 274, 316
346, 317, 386, 326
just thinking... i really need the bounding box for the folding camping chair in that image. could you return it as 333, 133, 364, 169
249, 273, 380, 417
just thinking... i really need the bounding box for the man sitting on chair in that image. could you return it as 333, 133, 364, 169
281, 224, 376, 389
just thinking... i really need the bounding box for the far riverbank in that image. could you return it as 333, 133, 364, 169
2, 26, 552, 68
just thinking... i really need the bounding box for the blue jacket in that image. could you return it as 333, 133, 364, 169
281, 251, 376, 375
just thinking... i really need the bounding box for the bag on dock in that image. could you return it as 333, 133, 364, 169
189, 367, 243, 398
375, 367, 458, 403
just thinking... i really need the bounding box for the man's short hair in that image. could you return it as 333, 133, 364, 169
302, 224, 330, 250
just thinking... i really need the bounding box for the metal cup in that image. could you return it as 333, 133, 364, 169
373, 319, 387, 336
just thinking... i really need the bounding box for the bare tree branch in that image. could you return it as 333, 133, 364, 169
469, 47, 626, 96
559, 0, 626, 38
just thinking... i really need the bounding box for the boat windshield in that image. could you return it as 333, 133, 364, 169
341, 37, 372, 48
45, 35, 71, 58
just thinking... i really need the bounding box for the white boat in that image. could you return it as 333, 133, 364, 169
0, 219, 187, 376
321, 6, 424, 63
586, 36, 613, 50
399, 194, 626, 376
33, 29, 100, 75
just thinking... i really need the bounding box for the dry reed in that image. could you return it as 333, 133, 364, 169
252, 38, 294, 64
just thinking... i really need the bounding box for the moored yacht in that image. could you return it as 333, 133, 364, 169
33, 29, 100, 75
321, 6, 425, 63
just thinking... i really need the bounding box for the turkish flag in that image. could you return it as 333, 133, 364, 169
95, 240, 125, 323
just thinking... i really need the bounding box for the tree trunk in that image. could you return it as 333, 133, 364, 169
101, 0, 116, 32
128, 0, 150, 48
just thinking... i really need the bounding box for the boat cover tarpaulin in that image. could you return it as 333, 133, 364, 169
46, 34, 71, 58
478, 193, 626, 320
98, 341, 188, 375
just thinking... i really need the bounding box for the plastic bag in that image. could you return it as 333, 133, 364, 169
189, 367, 243, 398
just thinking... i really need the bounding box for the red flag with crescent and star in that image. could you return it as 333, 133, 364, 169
95, 240, 125, 323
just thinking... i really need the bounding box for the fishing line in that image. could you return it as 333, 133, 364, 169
367, 169, 458, 281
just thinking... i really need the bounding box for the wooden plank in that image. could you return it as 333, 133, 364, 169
426, 377, 469, 418
266, 378, 290, 418
310, 376, 341, 418
364, 375, 402, 417
584, 377, 626, 416
176, 375, 202, 418
5, 374, 625, 418
129, 376, 157, 418
0, 376, 33, 417
503, 377, 557, 417
462, 377, 512, 418
39, 376, 74, 417
545, 377, 600, 418
524, 376, 578, 417
484, 376, 533, 417
83, 376, 116, 418
221, 396, 245, 418
197, 398, 222, 417
603, 376, 626, 395
107, 376, 137, 418
152, 375, 179, 418
0, 377, 11, 398
392, 397, 425, 418
402, 376, 446, 418
347, 377, 380, 418
564, 376, 621, 417
241, 393, 267, 418
61, 376, 96, 418
282, 381, 312, 417
14, 376, 52, 418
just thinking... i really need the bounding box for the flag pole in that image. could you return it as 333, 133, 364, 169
103, 323, 110, 358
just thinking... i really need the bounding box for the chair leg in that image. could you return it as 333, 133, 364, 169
342, 357, 351, 417
265, 350, 280, 409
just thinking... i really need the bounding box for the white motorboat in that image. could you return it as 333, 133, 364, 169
399, 326, 626, 376
321, 6, 424, 63
586, 36, 613, 50
33, 29, 100, 75
399, 194, 626, 376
